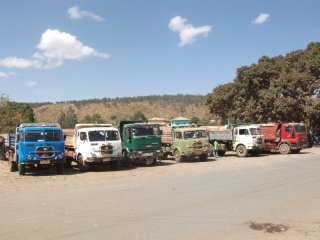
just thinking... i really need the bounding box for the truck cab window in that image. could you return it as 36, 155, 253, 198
80, 132, 87, 141
106, 130, 120, 141
175, 132, 182, 139
285, 126, 293, 134
124, 128, 130, 138
239, 129, 249, 135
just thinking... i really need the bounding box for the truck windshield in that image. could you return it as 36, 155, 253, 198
132, 126, 160, 137
184, 130, 207, 139
250, 128, 262, 135
25, 130, 63, 142
89, 130, 120, 141
88, 130, 105, 142
106, 130, 120, 141
295, 124, 306, 133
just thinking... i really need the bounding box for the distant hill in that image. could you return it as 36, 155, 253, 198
32, 95, 211, 123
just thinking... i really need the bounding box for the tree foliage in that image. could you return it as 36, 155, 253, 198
57, 106, 78, 128
130, 111, 147, 121
0, 95, 35, 132
81, 114, 106, 124
206, 42, 320, 128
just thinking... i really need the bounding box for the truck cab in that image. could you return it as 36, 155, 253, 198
232, 125, 264, 157
118, 121, 162, 166
260, 122, 308, 154
11, 123, 65, 175
172, 126, 211, 162
64, 124, 122, 171
208, 124, 264, 157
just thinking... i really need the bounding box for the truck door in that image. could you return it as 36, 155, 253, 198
235, 128, 250, 149
232, 128, 237, 150
283, 125, 294, 142
77, 131, 88, 155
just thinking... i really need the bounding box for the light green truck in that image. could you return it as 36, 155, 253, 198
161, 125, 211, 162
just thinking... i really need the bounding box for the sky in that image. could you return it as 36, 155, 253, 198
0, 0, 319, 103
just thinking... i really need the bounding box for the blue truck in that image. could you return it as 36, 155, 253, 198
9, 123, 65, 175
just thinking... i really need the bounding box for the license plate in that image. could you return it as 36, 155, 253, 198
40, 160, 50, 164
103, 158, 111, 162
143, 153, 153, 157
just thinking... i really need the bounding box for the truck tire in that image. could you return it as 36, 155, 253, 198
64, 157, 73, 168
152, 157, 157, 166
199, 154, 208, 161
218, 150, 226, 157
18, 164, 26, 176
174, 150, 183, 162
77, 154, 89, 172
122, 151, 132, 167
163, 153, 169, 160
279, 143, 290, 154
236, 145, 248, 157
110, 160, 120, 170
250, 150, 260, 156
9, 160, 18, 172
56, 163, 64, 174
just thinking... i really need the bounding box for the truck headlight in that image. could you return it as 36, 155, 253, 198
27, 155, 32, 160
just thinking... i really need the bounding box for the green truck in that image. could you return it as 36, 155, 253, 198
161, 125, 211, 162
118, 120, 162, 166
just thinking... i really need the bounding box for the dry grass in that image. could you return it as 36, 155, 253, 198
33, 99, 210, 123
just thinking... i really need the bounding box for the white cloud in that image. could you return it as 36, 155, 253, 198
252, 13, 270, 25
0, 71, 15, 78
0, 57, 35, 69
34, 29, 110, 68
169, 16, 212, 46
0, 29, 110, 69
68, 6, 104, 21
25, 81, 37, 87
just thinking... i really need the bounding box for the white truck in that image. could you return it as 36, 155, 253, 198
207, 124, 264, 157
64, 124, 122, 171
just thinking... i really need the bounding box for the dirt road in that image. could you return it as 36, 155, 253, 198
0, 148, 319, 239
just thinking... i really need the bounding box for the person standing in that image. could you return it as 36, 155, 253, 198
213, 140, 219, 158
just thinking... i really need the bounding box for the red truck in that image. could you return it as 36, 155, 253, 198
259, 122, 309, 154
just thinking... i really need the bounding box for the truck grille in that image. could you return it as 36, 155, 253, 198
36, 146, 54, 158
192, 141, 204, 151
100, 145, 113, 156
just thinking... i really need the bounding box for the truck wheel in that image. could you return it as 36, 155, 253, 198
9, 160, 18, 172
152, 157, 157, 166
174, 150, 183, 162
56, 163, 64, 174
64, 157, 72, 168
199, 154, 208, 161
279, 144, 290, 154
122, 151, 132, 167
77, 154, 89, 172
291, 149, 300, 154
18, 164, 26, 176
161, 153, 168, 160
110, 160, 120, 170
236, 145, 247, 157
250, 150, 260, 156
218, 150, 226, 157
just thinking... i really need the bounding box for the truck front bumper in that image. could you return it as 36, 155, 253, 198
23, 159, 65, 165
128, 151, 162, 160
86, 156, 121, 164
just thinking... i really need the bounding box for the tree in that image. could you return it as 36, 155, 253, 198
206, 42, 320, 127
130, 111, 147, 121
0, 95, 35, 133
191, 116, 200, 124
58, 107, 78, 128
81, 114, 106, 124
